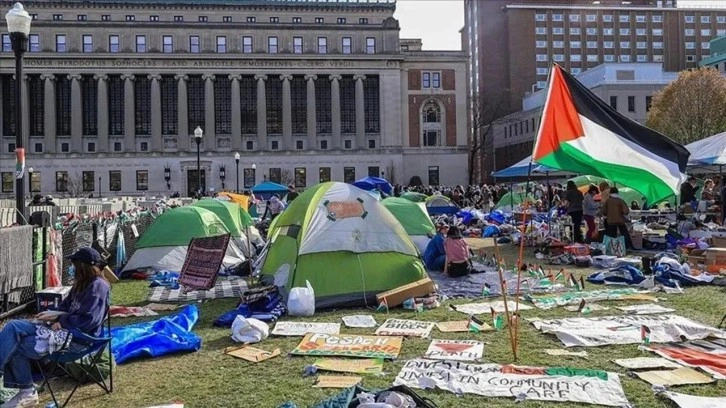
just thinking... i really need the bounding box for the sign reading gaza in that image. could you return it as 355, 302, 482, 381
291, 334, 403, 359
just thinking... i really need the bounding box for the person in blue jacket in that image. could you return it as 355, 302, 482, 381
0, 247, 110, 408
423, 223, 449, 271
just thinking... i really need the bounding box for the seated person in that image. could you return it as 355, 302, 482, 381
423, 223, 449, 271
0, 247, 110, 408
443, 226, 472, 278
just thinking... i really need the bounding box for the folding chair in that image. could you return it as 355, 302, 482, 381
35, 306, 113, 408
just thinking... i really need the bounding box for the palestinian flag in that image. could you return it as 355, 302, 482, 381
533, 64, 690, 204
468, 315, 486, 333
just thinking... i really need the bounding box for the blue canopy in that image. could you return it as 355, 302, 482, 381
352, 176, 393, 195
492, 155, 559, 178
251, 181, 288, 193
685, 131, 726, 166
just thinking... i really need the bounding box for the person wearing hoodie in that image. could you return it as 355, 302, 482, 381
601, 187, 634, 250
583, 185, 600, 242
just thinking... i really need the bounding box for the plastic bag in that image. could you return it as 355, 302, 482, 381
288, 280, 315, 316
231, 316, 269, 343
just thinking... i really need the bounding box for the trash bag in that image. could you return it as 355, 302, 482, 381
483, 225, 500, 238
231, 316, 269, 344
288, 280, 315, 317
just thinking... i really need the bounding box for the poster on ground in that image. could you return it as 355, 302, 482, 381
312, 358, 384, 374
375, 319, 435, 338
342, 315, 377, 328
527, 288, 655, 310
291, 333, 403, 359
612, 357, 681, 370
531, 315, 726, 347
660, 391, 726, 408
178, 234, 231, 291
647, 339, 726, 380
271, 322, 341, 337
616, 304, 675, 315
452, 301, 532, 315
393, 359, 629, 407
424, 339, 484, 362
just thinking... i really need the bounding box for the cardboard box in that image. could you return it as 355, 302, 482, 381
711, 236, 726, 248
376, 278, 436, 308
103, 266, 119, 283
706, 248, 726, 265
36, 286, 71, 312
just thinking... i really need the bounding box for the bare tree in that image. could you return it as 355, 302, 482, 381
469, 91, 514, 185
280, 169, 294, 186
64, 172, 85, 198
385, 163, 397, 185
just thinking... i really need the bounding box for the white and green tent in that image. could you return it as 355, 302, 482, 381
381, 197, 435, 254
260, 182, 427, 309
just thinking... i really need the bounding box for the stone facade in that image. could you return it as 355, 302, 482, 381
0, 0, 469, 197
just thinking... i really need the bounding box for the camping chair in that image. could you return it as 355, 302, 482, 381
35, 305, 113, 408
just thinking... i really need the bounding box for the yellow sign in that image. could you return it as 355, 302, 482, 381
313, 358, 384, 374
291, 333, 402, 359
313, 375, 362, 389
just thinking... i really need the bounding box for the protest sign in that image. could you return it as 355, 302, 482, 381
291, 333, 403, 359
527, 288, 655, 310
660, 391, 726, 408
342, 315, 377, 328
271, 322, 340, 336
393, 359, 629, 407
648, 339, 726, 379
616, 304, 675, 315
424, 339, 484, 361
613, 357, 681, 370
178, 234, 230, 291
313, 375, 362, 388
437, 320, 492, 333
452, 301, 532, 315
224, 346, 281, 363
375, 319, 435, 338
544, 349, 588, 358
531, 314, 726, 347
634, 367, 713, 386
313, 358, 384, 374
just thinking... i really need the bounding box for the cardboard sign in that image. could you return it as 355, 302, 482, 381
375, 318, 435, 338
271, 322, 341, 337
178, 234, 230, 291
224, 346, 281, 363
544, 349, 588, 358
342, 315, 377, 328
291, 333, 402, 359
437, 320, 490, 333
313, 375, 362, 388
452, 301, 532, 315
313, 358, 384, 374
424, 339, 484, 361
634, 367, 714, 386
660, 391, 726, 408
613, 357, 681, 370
324, 201, 366, 221
393, 359, 629, 407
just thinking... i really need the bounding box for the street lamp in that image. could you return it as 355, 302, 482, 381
164, 165, 171, 190
27, 166, 33, 194
6, 3, 31, 225
234, 152, 240, 193
251, 163, 256, 188
193, 126, 203, 197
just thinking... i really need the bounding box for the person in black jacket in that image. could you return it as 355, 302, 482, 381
680, 177, 698, 206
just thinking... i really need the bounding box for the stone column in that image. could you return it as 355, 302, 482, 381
280, 74, 293, 150
148, 74, 162, 152
353, 74, 366, 149
330, 74, 342, 150
94, 74, 109, 152
175, 74, 189, 151
120, 74, 135, 152
229, 74, 242, 150
69, 74, 83, 152
40, 74, 56, 153
255, 74, 268, 150
202, 74, 215, 151
305, 74, 317, 150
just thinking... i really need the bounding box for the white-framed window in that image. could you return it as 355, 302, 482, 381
637, 55, 648, 62
636, 15, 646, 23
702, 42, 711, 49
216, 36, 226, 53
652, 28, 663, 36
603, 14, 613, 22
292, 17, 302, 23
717, 16, 726, 23
685, 29, 695, 36
337, 17, 346, 24
637, 42, 647, 49
587, 41, 597, 48
586, 27, 598, 35
553, 54, 564, 62
198, 16, 208, 22
570, 27, 581, 35
82, 34, 93, 52
653, 54, 663, 62
571, 41, 581, 48
553, 27, 564, 35
536, 54, 548, 61
537, 81, 547, 89
586, 14, 597, 22
604, 54, 615, 62
536, 40, 547, 48
552, 14, 563, 21
619, 15, 630, 23
569, 14, 580, 22
315, 17, 324, 24
553, 41, 564, 48
636, 28, 646, 36
242, 36, 253, 53
536, 67, 548, 75
135, 35, 146, 53
189, 35, 200, 53
293, 37, 303, 54
587, 54, 598, 62
174, 16, 183, 22
685, 15, 695, 23
342, 37, 352, 54
570, 54, 581, 62
536, 27, 546, 35
125, 15, 135, 21
29, 34, 39, 52
604, 41, 614, 48
268, 36, 278, 53
604, 28, 614, 36
247, 16, 256, 23
686, 55, 696, 62
317, 37, 327, 54
571, 68, 582, 74
620, 28, 630, 36
366, 37, 376, 54
56, 34, 66, 52
620, 55, 631, 62
686, 42, 695, 49
652, 15, 663, 23
718, 29, 726, 37
162, 35, 173, 53
359, 18, 368, 25
223, 16, 232, 22
701, 16, 711, 24
109, 35, 119, 53
653, 42, 663, 49
701, 29, 711, 36
535, 14, 546, 22
620, 41, 630, 49
421, 101, 442, 147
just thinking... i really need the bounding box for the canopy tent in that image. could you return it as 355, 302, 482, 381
425, 195, 459, 215
686, 131, 726, 166
400, 192, 428, 202
381, 197, 435, 254
251, 181, 288, 200
260, 182, 426, 309
215, 192, 251, 211
492, 155, 562, 178
352, 176, 393, 196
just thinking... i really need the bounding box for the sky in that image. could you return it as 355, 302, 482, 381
394, 0, 465, 51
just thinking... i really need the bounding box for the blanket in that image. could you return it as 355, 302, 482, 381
430, 266, 561, 298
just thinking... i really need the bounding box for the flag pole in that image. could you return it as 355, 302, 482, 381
493, 238, 518, 360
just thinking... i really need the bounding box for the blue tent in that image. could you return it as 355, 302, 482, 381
251, 181, 288, 199
492, 155, 560, 178
352, 176, 393, 195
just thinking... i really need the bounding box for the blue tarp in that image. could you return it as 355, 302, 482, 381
492, 155, 558, 178
587, 266, 645, 285
352, 176, 393, 195
110, 304, 202, 364
251, 181, 288, 200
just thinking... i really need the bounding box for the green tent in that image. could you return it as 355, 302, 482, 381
495, 192, 537, 210
400, 192, 428, 202
191, 199, 253, 236
569, 175, 610, 188
261, 182, 427, 309
382, 197, 435, 236
136, 206, 230, 248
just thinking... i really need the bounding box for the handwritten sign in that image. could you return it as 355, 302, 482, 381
271, 322, 340, 337
436, 321, 475, 333
313, 375, 362, 388
424, 339, 484, 362
393, 359, 629, 406
313, 358, 384, 374
224, 346, 280, 363
178, 234, 230, 291
375, 319, 435, 338
291, 333, 402, 359
324, 200, 366, 221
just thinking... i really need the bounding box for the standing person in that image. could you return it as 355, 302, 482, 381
680, 176, 698, 207
602, 187, 633, 249
423, 223, 449, 271
267, 194, 285, 222
0, 247, 109, 408
564, 181, 585, 243
286, 185, 299, 203
583, 185, 599, 242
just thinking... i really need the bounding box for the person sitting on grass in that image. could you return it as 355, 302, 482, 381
423, 223, 449, 271
443, 226, 474, 278
0, 247, 110, 408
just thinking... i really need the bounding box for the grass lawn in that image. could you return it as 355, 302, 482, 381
41, 239, 726, 408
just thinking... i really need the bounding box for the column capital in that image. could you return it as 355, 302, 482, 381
229, 74, 242, 81
353, 74, 367, 81
67, 74, 82, 81
40, 74, 55, 81
174, 74, 188, 82
304, 74, 318, 81
254, 74, 268, 81
280, 74, 293, 81
330, 74, 342, 82
202, 74, 216, 81
93, 74, 108, 81
147, 74, 162, 81
120, 74, 135, 81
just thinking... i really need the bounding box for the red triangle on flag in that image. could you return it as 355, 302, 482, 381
435, 343, 473, 353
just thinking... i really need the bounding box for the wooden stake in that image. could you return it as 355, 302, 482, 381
494, 238, 518, 361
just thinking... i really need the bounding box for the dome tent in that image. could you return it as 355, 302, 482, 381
260, 182, 427, 309
381, 197, 435, 254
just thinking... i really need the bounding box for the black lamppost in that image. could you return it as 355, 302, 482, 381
6, 3, 31, 225
97, 176, 101, 198
27, 166, 33, 194
164, 165, 171, 190
234, 152, 240, 193
194, 126, 203, 197
219, 165, 226, 191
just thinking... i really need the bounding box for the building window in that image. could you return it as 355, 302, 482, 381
59, 143, 69, 152
344, 140, 352, 149
340, 77, 355, 134
243, 36, 253, 53
537, 67, 548, 75
269, 168, 281, 183
620, 41, 630, 49
266, 77, 283, 134
198, 16, 208, 22
28, 171, 40, 192
535, 14, 546, 21
241, 76, 257, 134
33, 143, 42, 153
133, 170, 148, 190
337, 17, 346, 24
268, 36, 278, 53
162, 36, 173, 53
636, 28, 646, 36
637, 55, 648, 62
125, 15, 135, 21
140, 142, 148, 152
571, 54, 581, 62
0, 172, 12, 193
223, 16, 232, 22
569, 14, 580, 22
536, 54, 547, 61
190, 36, 200, 53
422, 101, 442, 147
702, 29, 711, 36
56, 35, 66, 52
56, 76, 71, 136
536, 27, 546, 35
136, 35, 146, 53
174, 16, 183, 22
637, 42, 647, 49
423, 72, 430, 88
113, 142, 122, 152
604, 55, 615, 62
187, 76, 205, 135
109, 171, 121, 191
652, 14, 663, 23
293, 17, 302, 23
686, 42, 695, 49
247, 16, 256, 23
28, 34, 39, 52
603, 28, 614, 36
293, 37, 303, 53
343, 167, 355, 183
702, 42, 711, 49
536, 40, 546, 48
246, 141, 253, 150
319, 167, 331, 182
82, 34, 93, 52
553, 41, 564, 48
587, 41, 597, 49
216, 36, 226, 53
26, 75, 43, 137
359, 18, 368, 24
685, 15, 695, 23
99, 15, 110, 21
52, 14, 63, 21
160, 75, 178, 135
653, 42, 663, 49
55, 171, 68, 192
109, 35, 119, 53
553, 54, 564, 62
571, 68, 582, 75
77, 14, 87, 21
653, 28, 663, 36
368, 140, 376, 149
428, 166, 440, 186
627, 96, 636, 112
135, 76, 151, 136
81, 75, 98, 135
316, 75, 332, 134
552, 14, 563, 21
646, 96, 652, 112
717, 16, 726, 23
364, 76, 380, 133
108, 75, 124, 135
619, 28, 630, 36
571, 41, 581, 49
342, 37, 352, 54
620, 55, 631, 62
315, 17, 324, 24
553, 28, 564, 35
570, 28, 580, 35
214, 76, 231, 135
701, 15, 711, 23
296, 140, 304, 150
87, 142, 96, 153
686, 55, 696, 62
320, 140, 328, 150
619, 15, 630, 23
366, 37, 376, 54
268, 16, 278, 23
604, 41, 614, 49
318, 37, 327, 54
291, 76, 307, 134
587, 54, 598, 62
685, 28, 695, 36
82, 171, 95, 192
271, 140, 279, 150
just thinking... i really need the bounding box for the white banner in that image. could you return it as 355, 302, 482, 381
452, 301, 532, 315
271, 322, 340, 336
375, 319, 435, 338
424, 340, 484, 362
393, 359, 629, 407
531, 315, 726, 347
661, 391, 726, 408
616, 304, 675, 315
